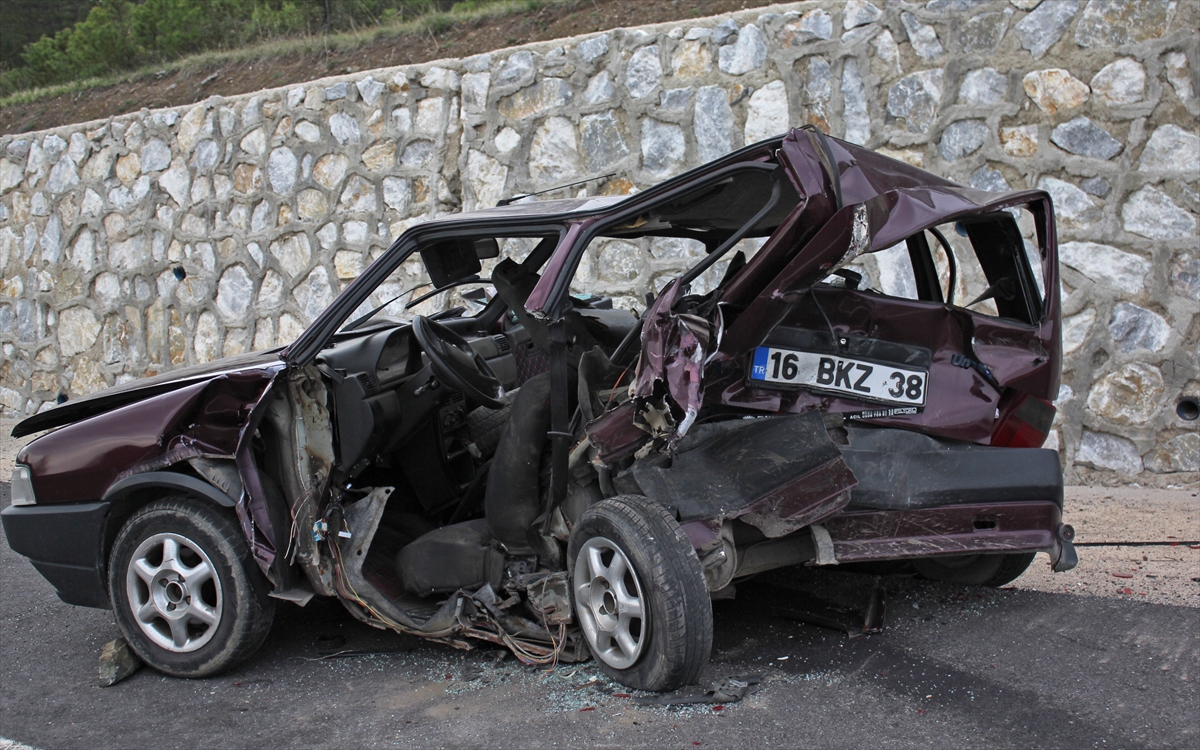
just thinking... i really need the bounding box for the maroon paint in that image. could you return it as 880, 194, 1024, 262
716, 201, 866, 361
729, 456, 856, 535
584, 401, 648, 464
718, 132, 836, 305
822, 501, 1063, 562
680, 518, 723, 549
18, 369, 278, 506
11, 349, 283, 438
525, 220, 593, 317
631, 277, 712, 440
716, 289, 1047, 444
234, 370, 287, 573
19, 380, 214, 504
9, 127, 1071, 607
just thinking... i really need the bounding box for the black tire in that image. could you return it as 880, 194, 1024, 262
567, 495, 712, 692
108, 497, 275, 678
911, 552, 1037, 587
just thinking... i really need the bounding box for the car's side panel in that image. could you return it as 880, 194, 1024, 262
718, 289, 1050, 444
19, 380, 213, 506
103, 471, 237, 508
18, 370, 278, 506
9, 369, 284, 607
822, 501, 1065, 563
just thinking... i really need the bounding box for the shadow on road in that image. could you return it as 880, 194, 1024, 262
3, 481, 1197, 749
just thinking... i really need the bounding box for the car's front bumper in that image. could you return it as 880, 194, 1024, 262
1, 501, 112, 609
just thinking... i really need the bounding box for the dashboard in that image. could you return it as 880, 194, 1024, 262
315, 318, 523, 477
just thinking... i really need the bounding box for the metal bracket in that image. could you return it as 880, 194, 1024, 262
811, 524, 838, 566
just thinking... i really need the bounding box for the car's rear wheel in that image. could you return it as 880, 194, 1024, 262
568, 495, 712, 692
911, 552, 1037, 587
108, 497, 275, 677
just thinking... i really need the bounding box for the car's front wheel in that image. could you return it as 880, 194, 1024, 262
911, 552, 1037, 587
568, 495, 712, 692
108, 497, 275, 677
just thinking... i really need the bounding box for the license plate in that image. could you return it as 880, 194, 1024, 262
749, 347, 928, 406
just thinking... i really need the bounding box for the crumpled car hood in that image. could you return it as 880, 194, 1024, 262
11, 349, 284, 437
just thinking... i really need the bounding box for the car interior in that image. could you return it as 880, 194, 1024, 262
274, 166, 800, 628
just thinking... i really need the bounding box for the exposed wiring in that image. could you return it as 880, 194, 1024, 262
607, 366, 632, 407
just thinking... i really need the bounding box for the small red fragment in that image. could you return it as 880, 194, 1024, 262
235, 682, 242, 687
445, 674, 452, 680
713, 706, 724, 712
1122, 587, 1133, 595
1170, 542, 1180, 547
693, 743, 702, 747
1138, 592, 1146, 596
918, 709, 925, 715
1112, 572, 1134, 579
580, 707, 595, 712
614, 693, 631, 699
1190, 545, 1199, 550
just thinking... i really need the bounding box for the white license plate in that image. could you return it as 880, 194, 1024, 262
749, 347, 928, 406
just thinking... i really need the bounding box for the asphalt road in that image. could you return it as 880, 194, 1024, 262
2, 478, 1198, 750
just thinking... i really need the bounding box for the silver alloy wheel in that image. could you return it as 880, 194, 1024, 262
125, 532, 223, 653
572, 536, 647, 669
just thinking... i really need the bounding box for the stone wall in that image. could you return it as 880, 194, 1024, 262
0, 0, 1197, 484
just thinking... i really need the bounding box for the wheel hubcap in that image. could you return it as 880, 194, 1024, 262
573, 537, 647, 670
126, 532, 223, 653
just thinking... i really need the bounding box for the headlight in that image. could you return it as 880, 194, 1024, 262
10, 465, 36, 506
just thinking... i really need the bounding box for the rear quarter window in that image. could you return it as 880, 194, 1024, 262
836, 207, 1044, 325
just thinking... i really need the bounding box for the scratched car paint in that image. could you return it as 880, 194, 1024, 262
3, 127, 1077, 692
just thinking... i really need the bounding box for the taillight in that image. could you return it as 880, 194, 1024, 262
991, 391, 1055, 448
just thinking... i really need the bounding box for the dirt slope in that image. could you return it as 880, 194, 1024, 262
0, 0, 781, 135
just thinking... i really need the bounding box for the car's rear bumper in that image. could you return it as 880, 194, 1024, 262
1, 501, 111, 609
838, 431, 1064, 511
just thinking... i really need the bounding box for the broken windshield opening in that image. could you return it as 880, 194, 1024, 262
339, 234, 558, 332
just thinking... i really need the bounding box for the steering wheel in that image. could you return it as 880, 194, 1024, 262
411, 316, 505, 408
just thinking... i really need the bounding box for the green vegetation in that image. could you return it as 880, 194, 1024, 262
0, 0, 509, 97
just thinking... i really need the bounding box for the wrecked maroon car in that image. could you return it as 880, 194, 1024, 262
3, 127, 1076, 691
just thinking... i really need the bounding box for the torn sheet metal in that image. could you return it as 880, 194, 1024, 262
821, 501, 1065, 563
631, 277, 715, 444
830, 203, 870, 275
525, 571, 573, 627
330, 487, 586, 665
584, 401, 649, 464
233, 369, 287, 575
629, 412, 857, 538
